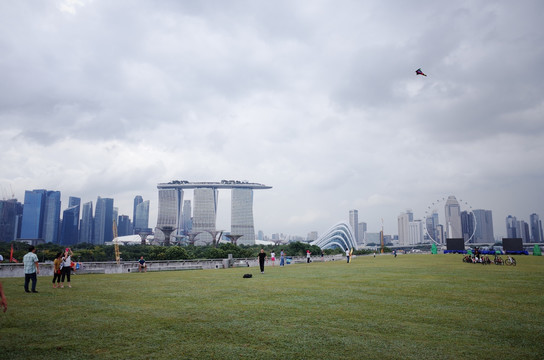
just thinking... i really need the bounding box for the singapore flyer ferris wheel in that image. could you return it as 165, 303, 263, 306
423, 195, 477, 245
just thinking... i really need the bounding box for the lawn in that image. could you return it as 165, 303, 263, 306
1, 254, 543, 359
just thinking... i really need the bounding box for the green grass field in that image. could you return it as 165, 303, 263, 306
1, 254, 543, 359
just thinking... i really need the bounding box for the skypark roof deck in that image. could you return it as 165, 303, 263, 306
157, 180, 272, 190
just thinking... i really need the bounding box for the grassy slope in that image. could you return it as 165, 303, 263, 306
0, 254, 543, 359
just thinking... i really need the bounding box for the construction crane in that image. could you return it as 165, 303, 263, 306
113, 219, 120, 265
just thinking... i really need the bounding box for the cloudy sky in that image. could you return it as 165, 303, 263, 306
1, 0, 543, 239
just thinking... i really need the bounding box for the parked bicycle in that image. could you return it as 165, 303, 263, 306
505, 256, 516, 266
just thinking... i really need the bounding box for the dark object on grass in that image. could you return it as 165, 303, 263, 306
243, 274, 252, 278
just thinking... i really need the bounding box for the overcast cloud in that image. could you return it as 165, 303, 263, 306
1, 0, 543, 239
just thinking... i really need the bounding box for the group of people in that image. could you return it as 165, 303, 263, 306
463, 254, 493, 264
258, 249, 328, 273
21, 245, 76, 293
52, 248, 75, 289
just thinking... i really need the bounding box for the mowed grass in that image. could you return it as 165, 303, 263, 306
1, 254, 543, 360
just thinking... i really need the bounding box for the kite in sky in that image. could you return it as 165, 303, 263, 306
415, 68, 427, 76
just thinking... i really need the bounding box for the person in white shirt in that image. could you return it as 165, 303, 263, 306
60, 248, 73, 288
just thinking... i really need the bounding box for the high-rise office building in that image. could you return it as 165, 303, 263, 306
444, 196, 462, 238
530, 213, 543, 242
60, 206, 79, 245
79, 201, 93, 244
436, 224, 445, 244
506, 215, 519, 238
473, 209, 494, 243
60, 196, 80, 246
397, 210, 413, 246
425, 210, 439, 243
357, 222, 367, 245
193, 188, 218, 245
0, 199, 23, 242
519, 220, 530, 242
349, 210, 359, 244
460, 211, 475, 243
93, 197, 114, 245
20, 189, 47, 239
117, 215, 131, 237
182, 200, 192, 235
133, 195, 143, 233
408, 220, 424, 245
134, 200, 150, 233
42, 191, 61, 243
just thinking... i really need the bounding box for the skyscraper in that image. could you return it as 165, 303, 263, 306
60, 196, 80, 246
156, 181, 271, 246
193, 188, 218, 245
349, 210, 359, 244
397, 210, 413, 246
42, 191, 61, 243
473, 209, 494, 243
134, 200, 150, 233
93, 197, 114, 245
60, 206, 79, 245
408, 220, 424, 245
155, 188, 183, 242
506, 215, 519, 238
79, 201, 93, 244
117, 215, 131, 237
444, 196, 462, 238
182, 200, 192, 235
530, 213, 543, 242
519, 220, 530, 243
460, 211, 475, 243
231, 188, 255, 245
133, 195, 143, 233
357, 222, 367, 245
0, 199, 23, 242
20, 189, 47, 239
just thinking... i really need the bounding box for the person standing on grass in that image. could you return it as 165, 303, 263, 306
270, 251, 276, 267
306, 250, 311, 263
345, 248, 350, 263
60, 248, 73, 288
258, 249, 267, 274
279, 249, 285, 266
0, 281, 7, 312
23, 245, 39, 293
52, 252, 62, 288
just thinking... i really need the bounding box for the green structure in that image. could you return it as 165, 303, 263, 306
431, 243, 437, 254
533, 244, 542, 256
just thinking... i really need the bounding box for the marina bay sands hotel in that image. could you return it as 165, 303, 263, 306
156, 180, 272, 245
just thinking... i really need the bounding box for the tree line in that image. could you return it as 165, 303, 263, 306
0, 241, 379, 263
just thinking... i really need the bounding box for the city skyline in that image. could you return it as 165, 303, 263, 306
0, 1, 542, 239
1, 186, 541, 244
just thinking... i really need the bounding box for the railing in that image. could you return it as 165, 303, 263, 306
0, 254, 344, 278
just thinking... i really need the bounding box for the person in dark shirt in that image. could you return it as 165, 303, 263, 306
257, 249, 267, 274
138, 256, 147, 272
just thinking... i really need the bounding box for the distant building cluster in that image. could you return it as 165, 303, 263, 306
395, 195, 542, 246
0, 189, 150, 245
2, 189, 542, 248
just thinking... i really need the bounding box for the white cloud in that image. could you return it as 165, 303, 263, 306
0, 1, 543, 238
